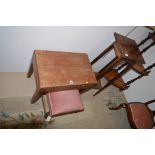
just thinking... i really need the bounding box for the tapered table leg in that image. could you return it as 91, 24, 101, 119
27, 59, 33, 78
31, 89, 42, 104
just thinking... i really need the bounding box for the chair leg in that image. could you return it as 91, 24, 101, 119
109, 103, 126, 110
152, 110, 155, 116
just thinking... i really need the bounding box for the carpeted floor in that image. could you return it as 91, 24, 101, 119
0, 80, 131, 129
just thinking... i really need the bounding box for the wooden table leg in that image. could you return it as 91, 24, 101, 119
93, 65, 132, 96
91, 42, 115, 65
31, 89, 43, 104
81, 58, 119, 94
27, 58, 33, 78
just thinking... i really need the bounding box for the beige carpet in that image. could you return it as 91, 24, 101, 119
0, 81, 130, 129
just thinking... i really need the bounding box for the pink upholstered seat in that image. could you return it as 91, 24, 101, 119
127, 103, 154, 129
47, 89, 84, 116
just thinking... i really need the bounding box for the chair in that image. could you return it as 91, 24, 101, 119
42, 89, 84, 118
109, 99, 155, 129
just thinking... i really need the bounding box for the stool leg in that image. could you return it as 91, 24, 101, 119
41, 96, 50, 119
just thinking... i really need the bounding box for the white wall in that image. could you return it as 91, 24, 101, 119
0, 26, 134, 72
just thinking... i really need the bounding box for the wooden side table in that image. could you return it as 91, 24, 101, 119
94, 33, 146, 95
82, 33, 146, 95
94, 33, 145, 79
27, 50, 97, 103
